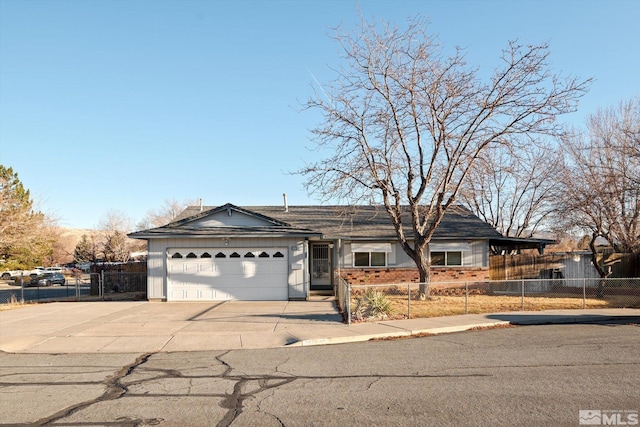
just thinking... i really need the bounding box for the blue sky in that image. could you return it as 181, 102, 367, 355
1, 0, 638, 229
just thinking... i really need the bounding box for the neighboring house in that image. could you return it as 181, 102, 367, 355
129, 203, 551, 302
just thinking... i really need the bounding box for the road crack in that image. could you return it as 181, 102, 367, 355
32, 352, 158, 426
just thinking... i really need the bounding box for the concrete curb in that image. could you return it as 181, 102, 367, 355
288, 331, 412, 347
290, 320, 512, 347
289, 315, 640, 347
506, 314, 640, 325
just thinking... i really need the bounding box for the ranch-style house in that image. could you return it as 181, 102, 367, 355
129, 202, 550, 301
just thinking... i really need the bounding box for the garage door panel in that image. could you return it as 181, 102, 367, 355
168, 247, 289, 301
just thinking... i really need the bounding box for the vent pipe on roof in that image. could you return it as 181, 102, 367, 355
283, 193, 288, 212
199, 198, 203, 212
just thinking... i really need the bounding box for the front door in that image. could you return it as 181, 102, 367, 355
311, 243, 332, 290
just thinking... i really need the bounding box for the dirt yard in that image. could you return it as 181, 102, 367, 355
351, 291, 638, 320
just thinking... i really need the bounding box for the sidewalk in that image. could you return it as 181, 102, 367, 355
1, 300, 638, 353
295, 308, 640, 347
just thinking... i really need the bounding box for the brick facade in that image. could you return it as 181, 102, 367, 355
340, 267, 490, 284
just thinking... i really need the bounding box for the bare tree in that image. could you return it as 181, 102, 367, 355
558, 98, 640, 278
98, 210, 137, 263
606, 98, 640, 186
460, 139, 563, 238
137, 198, 198, 230
300, 16, 590, 294
102, 231, 131, 263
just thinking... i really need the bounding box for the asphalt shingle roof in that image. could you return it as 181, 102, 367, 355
130, 203, 504, 241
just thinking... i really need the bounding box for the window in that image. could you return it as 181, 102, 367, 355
215, 252, 226, 258
186, 252, 197, 259
244, 252, 255, 258
230, 252, 241, 258
431, 251, 462, 266
273, 251, 284, 258
354, 252, 386, 267
201, 252, 212, 258
258, 251, 270, 258
171, 252, 183, 259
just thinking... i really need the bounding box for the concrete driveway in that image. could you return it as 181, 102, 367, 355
4, 300, 638, 354
0, 298, 346, 353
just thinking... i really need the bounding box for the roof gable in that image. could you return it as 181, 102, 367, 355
129, 203, 319, 239
176, 203, 290, 228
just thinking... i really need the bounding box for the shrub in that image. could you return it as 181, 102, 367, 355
352, 288, 393, 321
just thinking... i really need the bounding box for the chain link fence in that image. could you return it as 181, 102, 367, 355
0, 271, 147, 305
90, 271, 147, 300
0, 273, 91, 304
336, 277, 640, 324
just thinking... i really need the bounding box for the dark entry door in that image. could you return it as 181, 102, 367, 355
311, 243, 332, 290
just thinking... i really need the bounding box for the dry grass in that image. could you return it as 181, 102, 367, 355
0, 294, 37, 311
351, 293, 637, 320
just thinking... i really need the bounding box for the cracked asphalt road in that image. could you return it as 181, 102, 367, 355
1, 323, 638, 426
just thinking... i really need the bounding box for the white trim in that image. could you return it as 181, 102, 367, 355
351, 242, 392, 253
353, 252, 387, 268
429, 242, 471, 252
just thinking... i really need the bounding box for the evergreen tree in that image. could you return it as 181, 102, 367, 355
0, 165, 48, 268
74, 234, 100, 263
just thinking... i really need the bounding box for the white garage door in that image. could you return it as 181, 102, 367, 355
167, 248, 288, 301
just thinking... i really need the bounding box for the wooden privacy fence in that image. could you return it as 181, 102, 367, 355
490, 252, 639, 280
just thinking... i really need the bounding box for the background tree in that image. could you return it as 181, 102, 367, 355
459, 139, 563, 239
102, 231, 131, 263
557, 98, 640, 277
300, 15, 590, 295
98, 210, 139, 262
73, 233, 102, 264
45, 226, 78, 266
136, 198, 198, 230
0, 165, 53, 268
31, 222, 61, 267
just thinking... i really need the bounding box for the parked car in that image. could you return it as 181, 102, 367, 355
28, 273, 66, 287
1, 267, 45, 280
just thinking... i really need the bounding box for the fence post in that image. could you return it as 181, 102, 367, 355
100, 270, 105, 300
407, 284, 411, 319
521, 279, 525, 311
347, 283, 351, 325
465, 281, 469, 315
20, 272, 24, 303
582, 278, 586, 309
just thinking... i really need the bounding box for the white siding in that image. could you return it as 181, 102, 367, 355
338, 240, 489, 269
189, 210, 275, 227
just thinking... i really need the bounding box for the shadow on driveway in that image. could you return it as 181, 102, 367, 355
196, 312, 345, 323
188, 300, 344, 324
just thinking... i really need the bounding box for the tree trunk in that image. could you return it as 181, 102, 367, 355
415, 245, 431, 298
588, 233, 611, 299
